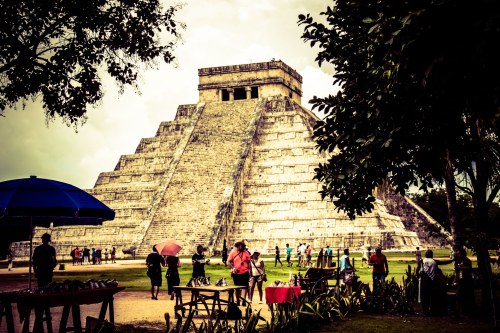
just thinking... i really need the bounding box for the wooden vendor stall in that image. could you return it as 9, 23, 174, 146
0, 286, 124, 333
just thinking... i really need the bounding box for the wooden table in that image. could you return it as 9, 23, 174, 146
173, 285, 247, 318
0, 286, 124, 333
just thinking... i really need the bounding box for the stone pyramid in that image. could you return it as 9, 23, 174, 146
27, 61, 448, 258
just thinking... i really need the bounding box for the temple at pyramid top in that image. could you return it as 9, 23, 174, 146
197, 60, 303, 104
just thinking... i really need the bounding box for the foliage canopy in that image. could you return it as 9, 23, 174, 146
299, 0, 500, 221
0, 0, 182, 126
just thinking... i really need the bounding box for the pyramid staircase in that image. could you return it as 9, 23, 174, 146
228, 97, 421, 252
136, 99, 265, 255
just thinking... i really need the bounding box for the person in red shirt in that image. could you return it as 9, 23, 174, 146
228, 241, 251, 304
369, 246, 389, 290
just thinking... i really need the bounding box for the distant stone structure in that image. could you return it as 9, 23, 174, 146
15, 60, 448, 258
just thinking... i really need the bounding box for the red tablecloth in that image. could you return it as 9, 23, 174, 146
265, 286, 301, 304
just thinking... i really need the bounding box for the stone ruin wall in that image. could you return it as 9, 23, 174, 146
375, 187, 452, 248
224, 98, 423, 254
12, 61, 450, 259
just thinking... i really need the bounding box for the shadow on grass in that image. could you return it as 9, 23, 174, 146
312, 313, 499, 333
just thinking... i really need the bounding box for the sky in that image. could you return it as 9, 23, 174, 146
0, 0, 338, 189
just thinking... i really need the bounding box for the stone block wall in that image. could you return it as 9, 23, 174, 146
15, 61, 446, 260
226, 97, 421, 254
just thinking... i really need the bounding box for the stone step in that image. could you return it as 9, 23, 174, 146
137, 99, 263, 255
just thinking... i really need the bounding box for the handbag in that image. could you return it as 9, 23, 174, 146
251, 260, 267, 282
343, 270, 354, 285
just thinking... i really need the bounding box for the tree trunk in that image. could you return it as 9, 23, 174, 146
473, 154, 497, 325
443, 150, 462, 252
475, 236, 497, 325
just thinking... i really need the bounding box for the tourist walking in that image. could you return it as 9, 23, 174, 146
192, 245, 210, 278
104, 248, 109, 264
305, 244, 313, 267
165, 255, 181, 300
369, 246, 389, 290
222, 244, 228, 266
96, 248, 102, 264
325, 245, 333, 267
70, 247, 76, 265
299, 243, 307, 267
82, 247, 90, 265
7, 248, 14, 271
454, 247, 474, 316
296, 243, 303, 267
316, 248, 324, 268
75, 247, 82, 265
146, 245, 165, 300
32, 233, 57, 287
416, 249, 449, 316
340, 248, 355, 288
249, 249, 266, 303
274, 245, 283, 267
361, 247, 369, 267
91, 248, 97, 264
285, 243, 293, 267
228, 241, 251, 304
340, 249, 352, 274
416, 249, 436, 315
111, 247, 116, 263
415, 247, 422, 266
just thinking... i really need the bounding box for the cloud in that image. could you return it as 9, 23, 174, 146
0, 0, 333, 189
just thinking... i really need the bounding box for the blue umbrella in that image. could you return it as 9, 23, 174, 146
0, 175, 115, 287
0, 176, 115, 221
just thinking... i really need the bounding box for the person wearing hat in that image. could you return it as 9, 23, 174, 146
249, 249, 266, 303
369, 246, 389, 290
32, 233, 57, 287
228, 241, 251, 304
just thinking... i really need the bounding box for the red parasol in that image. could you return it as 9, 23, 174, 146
155, 239, 182, 256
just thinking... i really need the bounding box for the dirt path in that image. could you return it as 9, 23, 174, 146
0, 260, 271, 333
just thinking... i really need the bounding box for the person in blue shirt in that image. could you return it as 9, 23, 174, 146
286, 243, 293, 267
340, 248, 352, 273
324, 245, 333, 267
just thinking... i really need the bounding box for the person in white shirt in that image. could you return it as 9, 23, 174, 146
299, 243, 307, 267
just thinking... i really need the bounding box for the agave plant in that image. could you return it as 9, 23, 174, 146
358, 268, 415, 315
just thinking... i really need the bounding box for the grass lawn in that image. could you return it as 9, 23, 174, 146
313, 313, 499, 333
0, 249, 467, 291
2, 250, 498, 333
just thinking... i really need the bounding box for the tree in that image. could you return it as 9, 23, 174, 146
299, 0, 500, 320
0, 0, 182, 126
411, 189, 500, 245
